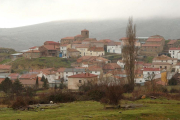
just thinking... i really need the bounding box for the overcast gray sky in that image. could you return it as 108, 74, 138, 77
0, 0, 180, 28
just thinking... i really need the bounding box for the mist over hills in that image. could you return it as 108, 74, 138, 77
0, 18, 180, 51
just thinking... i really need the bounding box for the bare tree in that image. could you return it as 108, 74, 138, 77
122, 17, 137, 91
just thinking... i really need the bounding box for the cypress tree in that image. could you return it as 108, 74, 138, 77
35, 77, 39, 89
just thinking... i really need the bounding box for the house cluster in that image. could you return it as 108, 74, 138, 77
1, 29, 180, 90
10, 29, 123, 59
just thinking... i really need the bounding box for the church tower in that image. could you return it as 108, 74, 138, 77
81, 29, 89, 38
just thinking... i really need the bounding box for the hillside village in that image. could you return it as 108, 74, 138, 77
1, 29, 180, 89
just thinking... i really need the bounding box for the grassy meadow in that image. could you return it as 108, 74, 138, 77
10, 57, 73, 73
0, 98, 180, 120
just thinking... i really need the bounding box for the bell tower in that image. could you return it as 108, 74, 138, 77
81, 29, 89, 38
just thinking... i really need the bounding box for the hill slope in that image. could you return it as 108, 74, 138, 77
0, 18, 180, 51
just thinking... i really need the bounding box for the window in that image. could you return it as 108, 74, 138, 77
95, 71, 97, 73
79, 80, 82, 83
165, 66, 167, 69
66, 72, 68, 74
160, 66, 162, 68
140, 80, 142, 82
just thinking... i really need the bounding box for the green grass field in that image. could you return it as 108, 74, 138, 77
0, 98, 180, 120
11, 57, 73, 73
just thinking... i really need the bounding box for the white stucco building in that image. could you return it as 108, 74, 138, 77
60, 44, 71, 58
107, 42, 121, 54
143, 68, 160, 81
117, 60, 125, 69
63, 68, 85, 82
169, 48, 180, 60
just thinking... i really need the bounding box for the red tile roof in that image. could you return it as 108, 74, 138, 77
142, 44, 161, 47
67, 48, 79, 52
68, 73, 97, 78
75, 34, 83, 37
19, 73, 37, 79
32, 68, 56, 75
77, 56, 97, 63
25, 50, 41, 53
153, 55, 177, 60
152, 62, 171, 65
0, 65, 11, 69
88, 66, 102, 71
120, 37, 138, 41
88, 47, 104, 52
57, 68, 65, 72
116, 42, 121, 45
75, 67, 86, 69
73, 41, 82, 44
9, 73, 19, 80
19, 80, 43, 85
167, 40, 177, 45
96, 57, 109, 62
146, 37, 163, 42
135, 70, 143, 74
103, 63, 121, 70
81, 29, 89, 32
135, 61, 144, 65
82, 38, 97, 42
61, 37, 74, 39
90, 41, 104, 43
143, 63, 152, 67
45, 41, 59, 44
169, 48, 180, 50
99, 39, 113, 43
29, 46, 38, 49
44, 45, 58, 50
60, 44, 69, 47
76, 44, 90, 48
176, 62, 180, 65
0, 78, 5, 83
143, 68, 160, 71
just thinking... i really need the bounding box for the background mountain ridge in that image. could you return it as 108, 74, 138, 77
0, 18, 180, 51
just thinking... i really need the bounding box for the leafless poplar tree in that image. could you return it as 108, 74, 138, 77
122, 17, 137, 91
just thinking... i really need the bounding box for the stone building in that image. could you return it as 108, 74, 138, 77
140, 35, 165, 56
23, 50, 41, 59
152, 55, 177, 71
67, 48, 80, 58
167, 40, 178, 49
44, 41, 60, 46
68, 73, 98, 90
61, 29, 89, 45
82, 38, 97, 44
0, 65, 11, 73
39, 45, 59, 57
90, 41, 104, 48
86, 47, 105, 56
